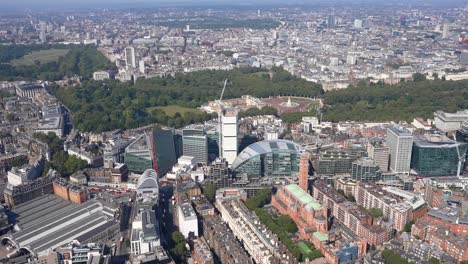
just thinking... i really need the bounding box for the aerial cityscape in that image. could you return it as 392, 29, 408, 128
0, 0, 467, 264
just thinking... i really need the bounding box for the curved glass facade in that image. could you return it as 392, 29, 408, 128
231, 140, 302, 177
411, 140, 468, 177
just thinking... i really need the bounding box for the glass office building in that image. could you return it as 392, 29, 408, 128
152, 128, 177, 176
231, 140, 302, 177
182, 126, 208, 164
125, 133, 153, 173
125, 128, 177, 176
411, 134, 468, 177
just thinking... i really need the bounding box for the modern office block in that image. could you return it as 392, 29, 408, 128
411, 133, 467, 177
367, 142, 390, 172
151, 128, 177, 176
220, 108, 238, 165
231, 140, 302, 177
125, 133, 153, 174
387, 126, 413, 174
351, 158, 381, 182
182, 126, 208, 164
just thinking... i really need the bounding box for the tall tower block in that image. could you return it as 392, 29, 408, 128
299, 153, 310, 191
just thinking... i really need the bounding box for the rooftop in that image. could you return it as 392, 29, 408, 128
284, 184, 322, 210
387, 125, 412, 137
313, 231, 329, 242
232, 139, 302, 169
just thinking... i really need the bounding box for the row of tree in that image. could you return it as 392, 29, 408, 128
33, 132, 87, 177
51, 67, 323, 132
0, 44, 116, 81
323, 78, 468, 122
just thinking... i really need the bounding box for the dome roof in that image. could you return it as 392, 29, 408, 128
231, 140, 302, 170
137, 169, 158, 190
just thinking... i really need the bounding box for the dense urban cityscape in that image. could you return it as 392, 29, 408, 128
0, 0, 467, 264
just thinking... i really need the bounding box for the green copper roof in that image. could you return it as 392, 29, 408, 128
285, 184, 322, 210
313, 231, 329, 242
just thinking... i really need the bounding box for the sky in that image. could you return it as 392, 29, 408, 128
0, 0, 466, 11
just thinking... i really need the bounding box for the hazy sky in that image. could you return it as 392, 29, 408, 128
1, 0, 466, 11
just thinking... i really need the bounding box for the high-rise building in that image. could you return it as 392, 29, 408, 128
327, 15, 336, 29
299, 153, 310, 191
346, 54, 357, 65
387, 126, 413, 174
205, 129, 219, 161
182, 126, 208, 164
151, 128, 177, 176
124, 46, 137, 69
442, 23, 449, 39
367, 142, 390, 172
220, 108, 238, 165
354, 19, 363, 28
39, 30, 46, 43
39, 21, 47, 43
125, 133, 153, 173
411, 132, 467, 177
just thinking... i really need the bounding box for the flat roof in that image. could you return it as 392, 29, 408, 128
387, 125, 412, 136
180, 203, 197, 219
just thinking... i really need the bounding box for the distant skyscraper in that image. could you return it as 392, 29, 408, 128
39, 30, 46, 43
220, 108, 238, 165
346, 54, 357, 65
39, 21, 47, 43
182, 126, 208, 164
387, 126, 413, 174
327, 15, 336, 29
125, 46, 137, 69
442, 23, 449, 39
354, 19, 362, 28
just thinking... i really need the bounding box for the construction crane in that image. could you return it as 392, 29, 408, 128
454, 134, 467, 178
218, 79, 228, 158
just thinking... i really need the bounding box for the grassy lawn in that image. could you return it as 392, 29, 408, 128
148, 105, 202, 116
10, 49, 69, 66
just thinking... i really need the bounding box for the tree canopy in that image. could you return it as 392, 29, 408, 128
0, 44, 116, 81
51, 67, 323, 132
323, 79, 468, 122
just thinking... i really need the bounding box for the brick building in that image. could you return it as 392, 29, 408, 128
272, 184, 328, 238
4, 175, 54, 207
412, 199, 468, 263
192, 237, 214, 264
313, 180, 392, 246
53, 178, 88, 204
